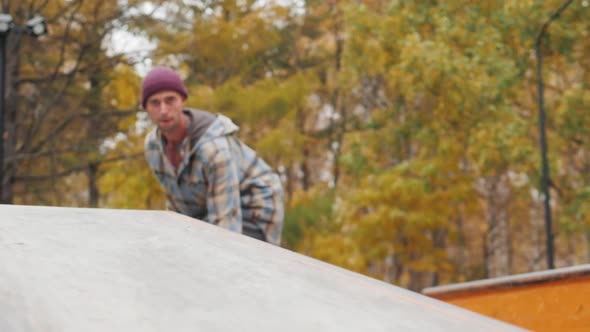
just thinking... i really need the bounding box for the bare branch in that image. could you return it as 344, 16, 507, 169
13, 152, 144, 182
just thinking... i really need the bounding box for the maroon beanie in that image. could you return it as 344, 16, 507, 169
141, 67, 188, 108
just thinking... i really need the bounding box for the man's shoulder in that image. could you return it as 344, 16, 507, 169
195, 135, 231, 159
192, 115, 236, 153
197, 114, 239, 141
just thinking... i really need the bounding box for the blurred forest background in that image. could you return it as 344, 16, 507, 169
1, 0, 589, 291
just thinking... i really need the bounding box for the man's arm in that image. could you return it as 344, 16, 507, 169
203, 141, 243, 233
165, 194, 181, 212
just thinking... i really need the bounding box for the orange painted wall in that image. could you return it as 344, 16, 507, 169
432, 278, 590, 332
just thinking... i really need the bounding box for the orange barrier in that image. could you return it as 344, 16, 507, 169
422, 265, 590, 332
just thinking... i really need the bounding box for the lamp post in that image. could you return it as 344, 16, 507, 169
535, 0, 573, 270
0, 13, 47, 203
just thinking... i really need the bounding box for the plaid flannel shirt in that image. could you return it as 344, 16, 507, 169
144, 113, 284, 245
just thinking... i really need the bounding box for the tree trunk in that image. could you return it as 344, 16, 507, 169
330, 4, 345, 188
86, 73, 102, 208
296, 105, 310, 191
483, 174, 512, 278
285, 166, 293, 204
1, 32, 20, 204
528, 197, 546, 271
88, 162, 99, 208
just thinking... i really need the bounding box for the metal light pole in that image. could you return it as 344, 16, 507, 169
535, 0, 573, 270
0, 14, 11, 204
0, 13, 47, 203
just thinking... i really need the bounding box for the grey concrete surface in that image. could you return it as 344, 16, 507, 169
0, 205, 525, 332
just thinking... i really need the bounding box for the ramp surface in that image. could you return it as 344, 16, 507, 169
0, 205, 524, 331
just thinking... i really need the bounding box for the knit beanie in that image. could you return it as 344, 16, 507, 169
141, 67, 188, 108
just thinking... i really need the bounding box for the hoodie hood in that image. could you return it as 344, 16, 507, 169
193, 114, 239, 148
184, 109, 215, 147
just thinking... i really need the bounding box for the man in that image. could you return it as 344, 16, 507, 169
142, 66, 284, 245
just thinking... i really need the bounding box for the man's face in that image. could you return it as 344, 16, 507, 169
145, 90, 186, 135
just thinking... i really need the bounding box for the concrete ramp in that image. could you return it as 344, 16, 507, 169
0, 205, 524, 331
